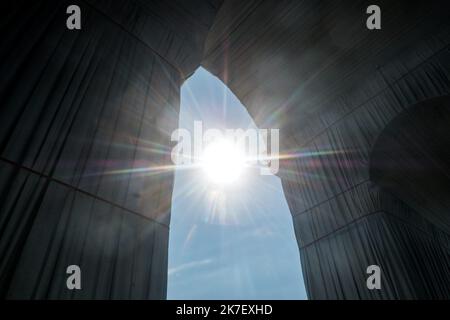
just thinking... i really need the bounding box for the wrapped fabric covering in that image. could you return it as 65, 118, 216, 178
0, 0, 222, 299
0, 0, 449, 299
203, 0, 450, 299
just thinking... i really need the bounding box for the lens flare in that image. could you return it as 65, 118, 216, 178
201, 139, 246, 185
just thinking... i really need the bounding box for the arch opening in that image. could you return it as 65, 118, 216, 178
370, 96, 450, 233
368, 96, 450, 298
167, 67, 307, 299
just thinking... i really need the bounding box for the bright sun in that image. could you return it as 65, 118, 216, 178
201, 139, 246, 185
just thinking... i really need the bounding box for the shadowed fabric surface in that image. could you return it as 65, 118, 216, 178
202, 0, 450, 299
0, 0, 222, 299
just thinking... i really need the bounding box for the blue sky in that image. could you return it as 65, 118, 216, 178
167, 67, 307, 300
